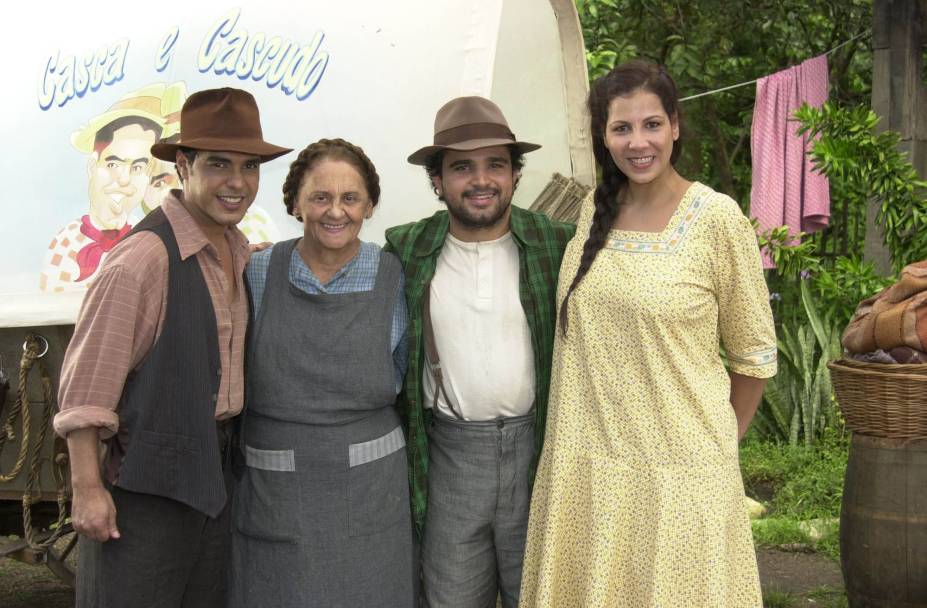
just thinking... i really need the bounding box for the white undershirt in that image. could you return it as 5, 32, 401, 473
423, 231, 536, 421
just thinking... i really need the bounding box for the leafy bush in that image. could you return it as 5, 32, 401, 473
796, 102, 927, 273
752, 279, 841, 445
752, 101, 923, 445
813, 256, 894, 328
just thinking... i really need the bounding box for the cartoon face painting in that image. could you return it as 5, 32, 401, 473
142, 155, 180, 214
39, 82, 186, 292
38, 79, 281, 293
87, 120, 159, 228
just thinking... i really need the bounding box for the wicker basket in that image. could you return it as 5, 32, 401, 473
828, 358, 927, 438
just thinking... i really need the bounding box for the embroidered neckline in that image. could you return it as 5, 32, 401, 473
605, 182, 710, 253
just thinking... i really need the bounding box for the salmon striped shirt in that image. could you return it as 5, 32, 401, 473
54, 191, 251, 443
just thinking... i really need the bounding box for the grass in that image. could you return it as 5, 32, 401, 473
740, 427, 849, 520
751, 517, 840, 560
763, 589, 796, 607
762, 586, 848, 608
807, 586, 849, 608
740, 427, 849, 561
752, 517, 811, 546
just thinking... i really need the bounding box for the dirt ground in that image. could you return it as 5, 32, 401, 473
757, 547, 845, 595
0, 556, 73, 608
0, 546, 844, 607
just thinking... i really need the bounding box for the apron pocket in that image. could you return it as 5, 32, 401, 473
348, 427, 409, 537
234, 446, 301, 543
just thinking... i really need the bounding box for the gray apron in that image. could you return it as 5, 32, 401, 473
230, 240, 414, 608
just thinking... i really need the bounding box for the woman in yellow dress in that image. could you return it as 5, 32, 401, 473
519, 60, 777, 607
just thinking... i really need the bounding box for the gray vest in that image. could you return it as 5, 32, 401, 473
246, 239, 400, 425
109, 208, 226, 517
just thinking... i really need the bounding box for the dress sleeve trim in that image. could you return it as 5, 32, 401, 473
727, 346, 778, 368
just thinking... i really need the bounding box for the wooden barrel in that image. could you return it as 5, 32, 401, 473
841, 434, 927, 607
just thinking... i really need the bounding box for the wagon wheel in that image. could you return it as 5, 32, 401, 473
44, 524, 77, 588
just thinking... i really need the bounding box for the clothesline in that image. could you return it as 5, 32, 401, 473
678, 29, 871, 103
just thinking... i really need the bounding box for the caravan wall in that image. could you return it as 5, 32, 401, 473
0, 0, 591, 328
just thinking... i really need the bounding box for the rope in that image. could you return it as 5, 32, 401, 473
0, 333, 71, 549
0, 339, 36, 482
679, 29, 872, 103
0, 355, 9, 422
23, 334, 70, 550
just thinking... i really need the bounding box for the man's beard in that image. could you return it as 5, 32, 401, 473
444, 188, 512, 229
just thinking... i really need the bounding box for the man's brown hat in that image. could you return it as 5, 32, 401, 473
407, 96, 540, 165
151, 88, 292, 163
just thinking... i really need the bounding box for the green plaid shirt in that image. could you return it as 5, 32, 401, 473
384, 205, 575, 538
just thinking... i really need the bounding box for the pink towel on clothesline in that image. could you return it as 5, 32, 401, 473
750, 54, 831, 269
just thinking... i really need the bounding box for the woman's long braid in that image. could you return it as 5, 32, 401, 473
558, 148, 624, 334
558, 59, 682, 336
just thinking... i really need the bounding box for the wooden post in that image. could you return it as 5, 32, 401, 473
867, 0, 927, 274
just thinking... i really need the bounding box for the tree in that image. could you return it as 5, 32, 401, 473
576, 0, 872, 207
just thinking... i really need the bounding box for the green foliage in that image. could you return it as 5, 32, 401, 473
753, 222, 821, 283
751, 104, 920, 445
749, 104, 920, 444
762, 588, 797, 608
740, 435, 799, 485
575, 0, 872, 205
751, 515, 840, 559
751, 517, 814, 547
748, 223, 848, 448
770, 445, 846, 521
806, 587, 849, 608
813, 257, 894, 328
741, 428, 848, 520
763, 583, 848, 608
796, 102, 927, 273
751, 514, 840, 561
753, 280, 841, 445
741, 429, 847, 561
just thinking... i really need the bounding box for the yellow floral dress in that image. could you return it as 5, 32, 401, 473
520, 182, 777, 607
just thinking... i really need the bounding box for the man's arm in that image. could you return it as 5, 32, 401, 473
67, 428, 119, 541
55, 233, 167, 542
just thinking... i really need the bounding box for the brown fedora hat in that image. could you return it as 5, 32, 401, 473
151, 88, 292, 163
407, 96, 541, 165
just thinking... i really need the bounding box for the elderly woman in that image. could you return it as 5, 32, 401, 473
230, 139, 414, 607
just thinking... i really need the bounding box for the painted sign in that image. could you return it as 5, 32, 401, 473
0, 0, 586, 326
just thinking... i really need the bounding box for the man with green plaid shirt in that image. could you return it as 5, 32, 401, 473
384, 96, 574, 608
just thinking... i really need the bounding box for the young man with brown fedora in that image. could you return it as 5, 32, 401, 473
384, 96, 575, 607
55, 87, 291, 608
